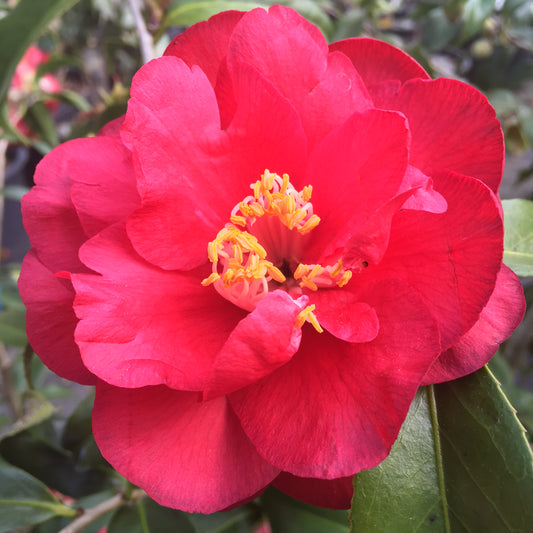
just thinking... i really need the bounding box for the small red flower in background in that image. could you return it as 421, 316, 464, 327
8, 45, 61, 137
19, 6, 525, 513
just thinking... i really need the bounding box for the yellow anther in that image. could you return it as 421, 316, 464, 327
308, 264, 324, 280
267, 265, 286, 283
207, 241, 218, 263
232, 244, 243, 264
281, 173, 289, 193
262, 170, 275, 190
201, 272, 221, 286
294, 305, 323, 333
329, 259, 344, 279
337, 270, 353, 287
302, 185, 313, 202
293, 263, 307, 280
253, 180, 262, 199
250, 202, 265, 217
230, 215, 247, 227
299, 278, 319, 291
299, 214, 321, 235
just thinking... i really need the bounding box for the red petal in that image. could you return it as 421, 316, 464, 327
230, 279, 440, 478
69, 136, 140, 237
93, 383, 279, 513
72, 225, 244, 390
330, 37, 429, 87
204, 291, 303, 399
22, 140, 88, 272
389, 78, 504, 192
18, 251, 95, 385
305, 108, 409, 260
123, 56, 307, 271
371, 170, 503, 350
311, 292, 379, 343
226, 6, 372, 149
273, 473, 353, 509
422, 265, 525, 384
399, 165, 447, 214
164, 10, 244, 87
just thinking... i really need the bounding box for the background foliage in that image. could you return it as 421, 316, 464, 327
1, 1, 533, 532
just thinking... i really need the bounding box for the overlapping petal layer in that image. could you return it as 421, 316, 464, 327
19, 5, 524, 514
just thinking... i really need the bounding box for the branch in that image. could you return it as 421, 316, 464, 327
127, 0, 155, 64
0, 343, 22, 418
58, 489, 146, 533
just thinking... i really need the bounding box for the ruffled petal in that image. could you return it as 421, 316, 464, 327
273, 473, 353, 510
311, 291, 379, 343
305, 108, 409, 261
18, 251, 95, 385
398, 165, 447, 214
72, 224, 244, 390
387, 78, 504, 192
164, 10, 244, 87
93, 383, 279, 513
226, 6, 372, 149
69, 136, 140, 237
123, 56, 307, 271
422, 265, 525, 384
368, 169, 503, 350
204, 291, 303, 399
230, 278, 440, 478
330, 37, 429, 87
22, 140, 88, 272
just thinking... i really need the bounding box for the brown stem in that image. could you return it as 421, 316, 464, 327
58, 489, 146, 533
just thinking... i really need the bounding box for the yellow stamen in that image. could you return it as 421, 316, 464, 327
294, 305, 323, 333
230, 215, 247, 227
201, 272, 221, 286
337, 270, 353, 287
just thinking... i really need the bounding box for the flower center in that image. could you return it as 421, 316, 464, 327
202, 170, 352, 331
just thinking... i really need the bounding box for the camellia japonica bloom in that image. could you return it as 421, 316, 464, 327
20, 5, 525, 513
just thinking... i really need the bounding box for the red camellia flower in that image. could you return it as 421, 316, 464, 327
19, 6, 525, 513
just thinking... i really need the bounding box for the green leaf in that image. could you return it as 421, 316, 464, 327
0, 458, 76, 532
459, 0, 496, 43
351, 388, 446, 532
108, 498, 195, 533
0, 0, 81, 105
158, 0, 268, 39
261, 488, 349, 533
24, 100, 59, 147
502, 198, 533, 276
350, 367, 533, 532
189, 503, 266, 532
0, 391, 56, 441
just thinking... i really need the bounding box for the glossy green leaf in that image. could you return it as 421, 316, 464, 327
0, 458, 76, 532
350, 367, 533, 532
261, 488, 349, 533
351, 388, 447, 532
0, 0, 81, 105
502, 199, 533, 276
